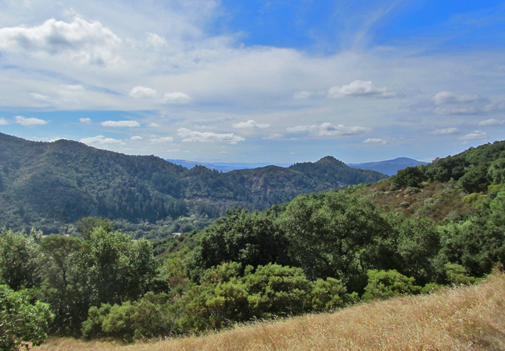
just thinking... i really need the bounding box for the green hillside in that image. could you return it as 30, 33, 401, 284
0, 133, 385, 235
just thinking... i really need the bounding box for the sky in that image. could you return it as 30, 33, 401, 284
0, 0, 504, 164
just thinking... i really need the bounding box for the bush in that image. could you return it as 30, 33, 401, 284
362, 270, 421, 301
0, 285, 54, 351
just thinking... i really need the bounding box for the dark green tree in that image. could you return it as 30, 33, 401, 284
0, 229, 41, 291
280, 191, 392, 292
39, 235, 86, 334
187, 209, 291, 282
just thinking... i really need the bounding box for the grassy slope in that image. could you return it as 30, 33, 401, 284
34, 271, 505, 351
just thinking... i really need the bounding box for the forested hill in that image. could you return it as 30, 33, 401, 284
0, 133, 386, 234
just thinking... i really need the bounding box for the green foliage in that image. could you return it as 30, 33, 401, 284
0, 133, 384, 234
39, 234, 85, 334
78, 227, 161, 307
187, 209, 292, 282
82, 293, 175, 341
444, 263, 478, 285
0, 285, 54, 350
391, 166, 427, 188
308, 277, 355, 312
280, 191, 393, 292
245, 263, 311, 317
362, 270, 421, 301
387, 215, 441, 286
76, 217, 115, 239
80, 304, 112, 339
0, 229, 41, 291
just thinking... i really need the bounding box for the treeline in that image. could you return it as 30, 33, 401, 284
0, 132, 385, 235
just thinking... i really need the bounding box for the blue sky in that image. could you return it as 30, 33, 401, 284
0, 0, 504, 164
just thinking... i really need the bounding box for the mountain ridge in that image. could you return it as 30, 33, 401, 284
0, 132, 386, 235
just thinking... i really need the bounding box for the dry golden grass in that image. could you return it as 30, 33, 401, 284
34, 271, 505, 351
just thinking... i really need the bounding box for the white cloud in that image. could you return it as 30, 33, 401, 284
129, 86, 157, 98
429, 91, 505, 115
286, 122, 370, 136
431, 91, 481, 105
263, 133, 284, 140
130, 135, 143, 140
430, 127, 460, 135
0, 17, 122, 66
0, 118, 9, 125
80, 135, 125, 145
162, 92, 191, 104
458, 131, 488, 140
328, 80, 396, 99
232, 120, 270, 129
79, 117, 92, 124
178, 128, 245, 144
363, 138, 387, 144
146, 32, 167, 47
150, 136, 174, 143
15, 116, 48, 126
30, 93, 50, 102
101, 120, 140, 127
478, 119, 505, 126
293, 91, 314, 99
150, 123, 159, 127
58, 84, 85, 103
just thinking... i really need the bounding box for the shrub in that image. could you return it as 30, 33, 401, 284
0, 285, 54, 351
362, 270, 421, 301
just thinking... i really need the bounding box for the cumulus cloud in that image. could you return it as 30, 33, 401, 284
79, 118, 92, 124
150, 123, 159, 127
458, 131, 488, 140
478, 119, 505, 126
363, 138, 387, 144
430, 127, 460, 135
101, 120, 140, 127
328, 80, 396, 99
178, 128, 245, 144
15, 116, 48, 126
162, 92, 191, 104
80, 135, 125, 145
129, 86, 157, 98
0, 118, 9, 125
150, 136, 174, 143
293, 91, 314, 99
0, 17, 122, 66
130, 135, 143, 140
286, 122, 370, 137
232, 120, 270, 129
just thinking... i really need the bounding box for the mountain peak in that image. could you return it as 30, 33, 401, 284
315, 156, 346, 166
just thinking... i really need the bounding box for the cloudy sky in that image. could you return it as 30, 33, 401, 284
0, 0, 504, 164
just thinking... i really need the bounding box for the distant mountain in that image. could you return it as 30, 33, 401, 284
349, 157, 428, 176
166, 159, 291, 172
0, 133, 386, 234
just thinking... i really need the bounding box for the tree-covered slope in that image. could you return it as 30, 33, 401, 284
0, 133, 385, 233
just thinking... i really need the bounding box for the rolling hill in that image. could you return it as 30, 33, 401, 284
0, 132, 386, 234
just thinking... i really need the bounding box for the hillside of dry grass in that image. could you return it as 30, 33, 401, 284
34, 271, 505, 351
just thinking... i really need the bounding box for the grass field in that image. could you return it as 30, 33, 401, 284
34, 271, 505, 351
